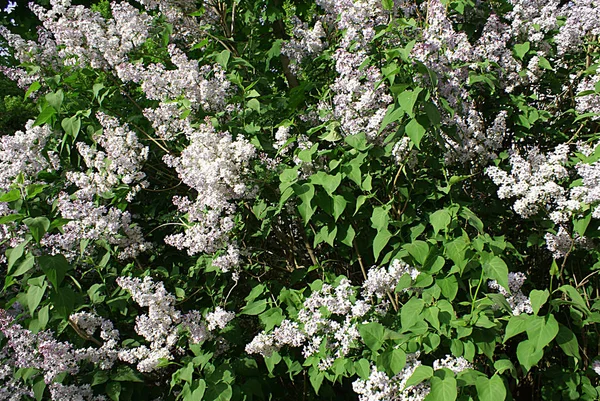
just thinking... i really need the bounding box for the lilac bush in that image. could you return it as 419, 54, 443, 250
1, 0, 600, 399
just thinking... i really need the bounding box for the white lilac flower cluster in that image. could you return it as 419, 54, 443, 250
116, 276, 234, 372
505, 0, 559, 47
362, 259, 420, 299
41, 192, 151, 260
554, 0, 600, 55
0, 277, 236, 386
25, 0, 152, 70
205, 307, 236, 331
281, 0, 395, 141
0, 359, 34, 401
162, 120, 255, 268
575, 73, 600, 120
48, 383, 107, 401
432, 354, 472, 374
0, 120, 55, 192
412, 0, 513, 164
487, 141, 600, 258
281, 17, 327, 73
67, 113, 149, 202
352, 353, 431, 401
131, 0, 216, 43
143, 102, 193, 141
488, 272, 533, 316
486, 144, 571, 220
246, 260, 420, 367
116, 44, 232, 113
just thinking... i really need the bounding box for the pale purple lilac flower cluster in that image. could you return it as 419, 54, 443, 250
0, 308, 116, 387
0, 276, 234, 392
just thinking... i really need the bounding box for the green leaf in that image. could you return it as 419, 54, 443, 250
538, 56, 552, 70
179, 362, 194, 383
516, 340, 543, 371
382, 0, 394, 10
32, 377, 45, 401
242, 299, 267, 315
437, 276, 458, 301
556, 323, 580, 359
430, 209, 451, 234
33, 105, 56, 126
513, 42, 530, 60
378, 348, 406, 375
529, 289, 549, 315
503, 314, 529, 343
483, 256, 509, 292
38, 254, 71, 289
557, 285, 590, 314
373, 229, 392, 261
49, 286, 77, 318
332, 195, 348, 221
398, 88, 422, 118
24, 81, 41, 100
309, 368, 324, 395
189, 380, 206, 400
216, 50, 231, 69
92, 83, 105, 98
371, 206, 390, 230
358, 322, 386, 351
526, 314, 559, 353
294, 183, 315, 224
247, 98, 260, 113
27, 279, 48, 314
12, 253, 35, 277
259, 307, 284, 331
7, 240, 28, 273
428, 374, 457, 401
111, 366, 144, 382
405, 240, 429, 265
45, 90, 64, 110
23, 217, 50, 244
0, 189, 21, 202
379, 106, 404, 133
106, 381, 121, 401
405, 365, 433, 388
406, 118, 426, 149
355, 359, 371, 380
338, 224, 356, 247
401, 297, 424, 330
476, 375, 506, 401
345, 132, 369, 150
494, 359, 516, 376
61, 116, 81, 137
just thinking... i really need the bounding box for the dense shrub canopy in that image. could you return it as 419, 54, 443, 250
1, 0, 600, 400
